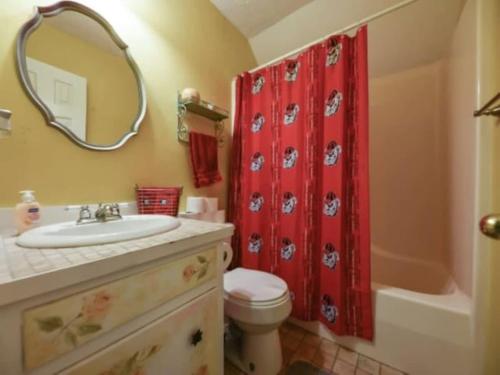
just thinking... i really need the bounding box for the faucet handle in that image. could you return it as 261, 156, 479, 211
77, 205, 92, 223
111, 203, 121, 217
94, 203, 122, 222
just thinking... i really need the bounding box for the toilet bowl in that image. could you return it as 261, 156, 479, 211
224, 267, 292, 375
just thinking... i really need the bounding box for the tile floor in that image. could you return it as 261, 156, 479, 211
225, 322, 406, 375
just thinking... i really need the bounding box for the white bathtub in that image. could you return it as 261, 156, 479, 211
289, 246, 473, 375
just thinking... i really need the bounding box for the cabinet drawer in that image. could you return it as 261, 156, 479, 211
60, 289, 220, 375
23, 247, 217, 370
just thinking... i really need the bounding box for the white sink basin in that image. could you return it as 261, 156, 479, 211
16, 215, 181, 248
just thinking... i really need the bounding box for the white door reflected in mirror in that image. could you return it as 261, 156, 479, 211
27, 57, 87, 140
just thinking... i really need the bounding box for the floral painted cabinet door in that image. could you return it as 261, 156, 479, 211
60, 290, 220, 375
23, 248, 217, 369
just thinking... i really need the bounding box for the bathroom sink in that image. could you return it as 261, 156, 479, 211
16, 215, 181, 248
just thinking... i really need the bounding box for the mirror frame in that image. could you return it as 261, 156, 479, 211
16, 1, 147, 151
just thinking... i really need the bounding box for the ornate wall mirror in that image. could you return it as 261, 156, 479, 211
16, 2, 146, 151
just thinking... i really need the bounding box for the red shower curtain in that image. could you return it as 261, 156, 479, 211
229, 27, 372, 340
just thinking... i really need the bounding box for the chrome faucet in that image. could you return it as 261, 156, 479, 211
95, 203, 122, 222
76, 203, 122, 225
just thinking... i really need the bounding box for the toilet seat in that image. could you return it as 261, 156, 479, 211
224, 268, 292, 326
224, 268, 288, 304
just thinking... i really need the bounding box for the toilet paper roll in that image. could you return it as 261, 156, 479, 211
204, 197, 218, 213
214, 210, 225, 223
220, 241, 233, 270
186, 197, 206, 213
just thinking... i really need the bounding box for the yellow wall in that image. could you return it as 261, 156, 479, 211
0, 0, 256, 208
27, 22, 139, 145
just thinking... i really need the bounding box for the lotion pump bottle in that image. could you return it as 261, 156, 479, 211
15, 190, 41, 234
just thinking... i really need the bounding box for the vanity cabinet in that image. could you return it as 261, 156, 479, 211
62, 290, 219, 375
0, 234, 228, 375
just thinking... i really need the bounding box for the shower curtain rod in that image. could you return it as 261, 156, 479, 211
249, 0, 419, 73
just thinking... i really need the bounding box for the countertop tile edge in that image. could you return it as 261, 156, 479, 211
0, 219, 234, 306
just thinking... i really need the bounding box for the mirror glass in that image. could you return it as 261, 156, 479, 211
18, 5, 146, 150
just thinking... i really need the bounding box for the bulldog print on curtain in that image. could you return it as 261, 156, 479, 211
228, 27, 372, 340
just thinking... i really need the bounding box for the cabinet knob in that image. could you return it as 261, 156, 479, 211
190, 329, 203, 346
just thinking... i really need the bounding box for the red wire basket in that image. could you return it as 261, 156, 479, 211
135, 186, 183, 216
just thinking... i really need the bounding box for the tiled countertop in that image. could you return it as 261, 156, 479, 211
0, 218, 233, 306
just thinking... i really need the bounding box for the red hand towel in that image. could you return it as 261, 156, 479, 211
189, 132, 222, 188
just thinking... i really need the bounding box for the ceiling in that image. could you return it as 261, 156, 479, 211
211, 0, 467, 77
210, 0, 315, 37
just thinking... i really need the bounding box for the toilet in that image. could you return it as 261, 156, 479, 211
180, 213, 292, 374
224, 266, 292, 375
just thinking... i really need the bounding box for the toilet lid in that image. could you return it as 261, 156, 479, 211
224, 268, 289, 303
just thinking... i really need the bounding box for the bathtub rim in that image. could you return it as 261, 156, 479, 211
372, 281, 472, 316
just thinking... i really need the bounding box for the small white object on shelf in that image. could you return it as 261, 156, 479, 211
181, 88, 201, 103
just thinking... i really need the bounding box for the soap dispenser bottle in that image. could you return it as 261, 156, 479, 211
15, 190, 41, 234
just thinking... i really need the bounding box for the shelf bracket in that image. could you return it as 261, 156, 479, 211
176, 93, 228, 147
177, 102, 189, 144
